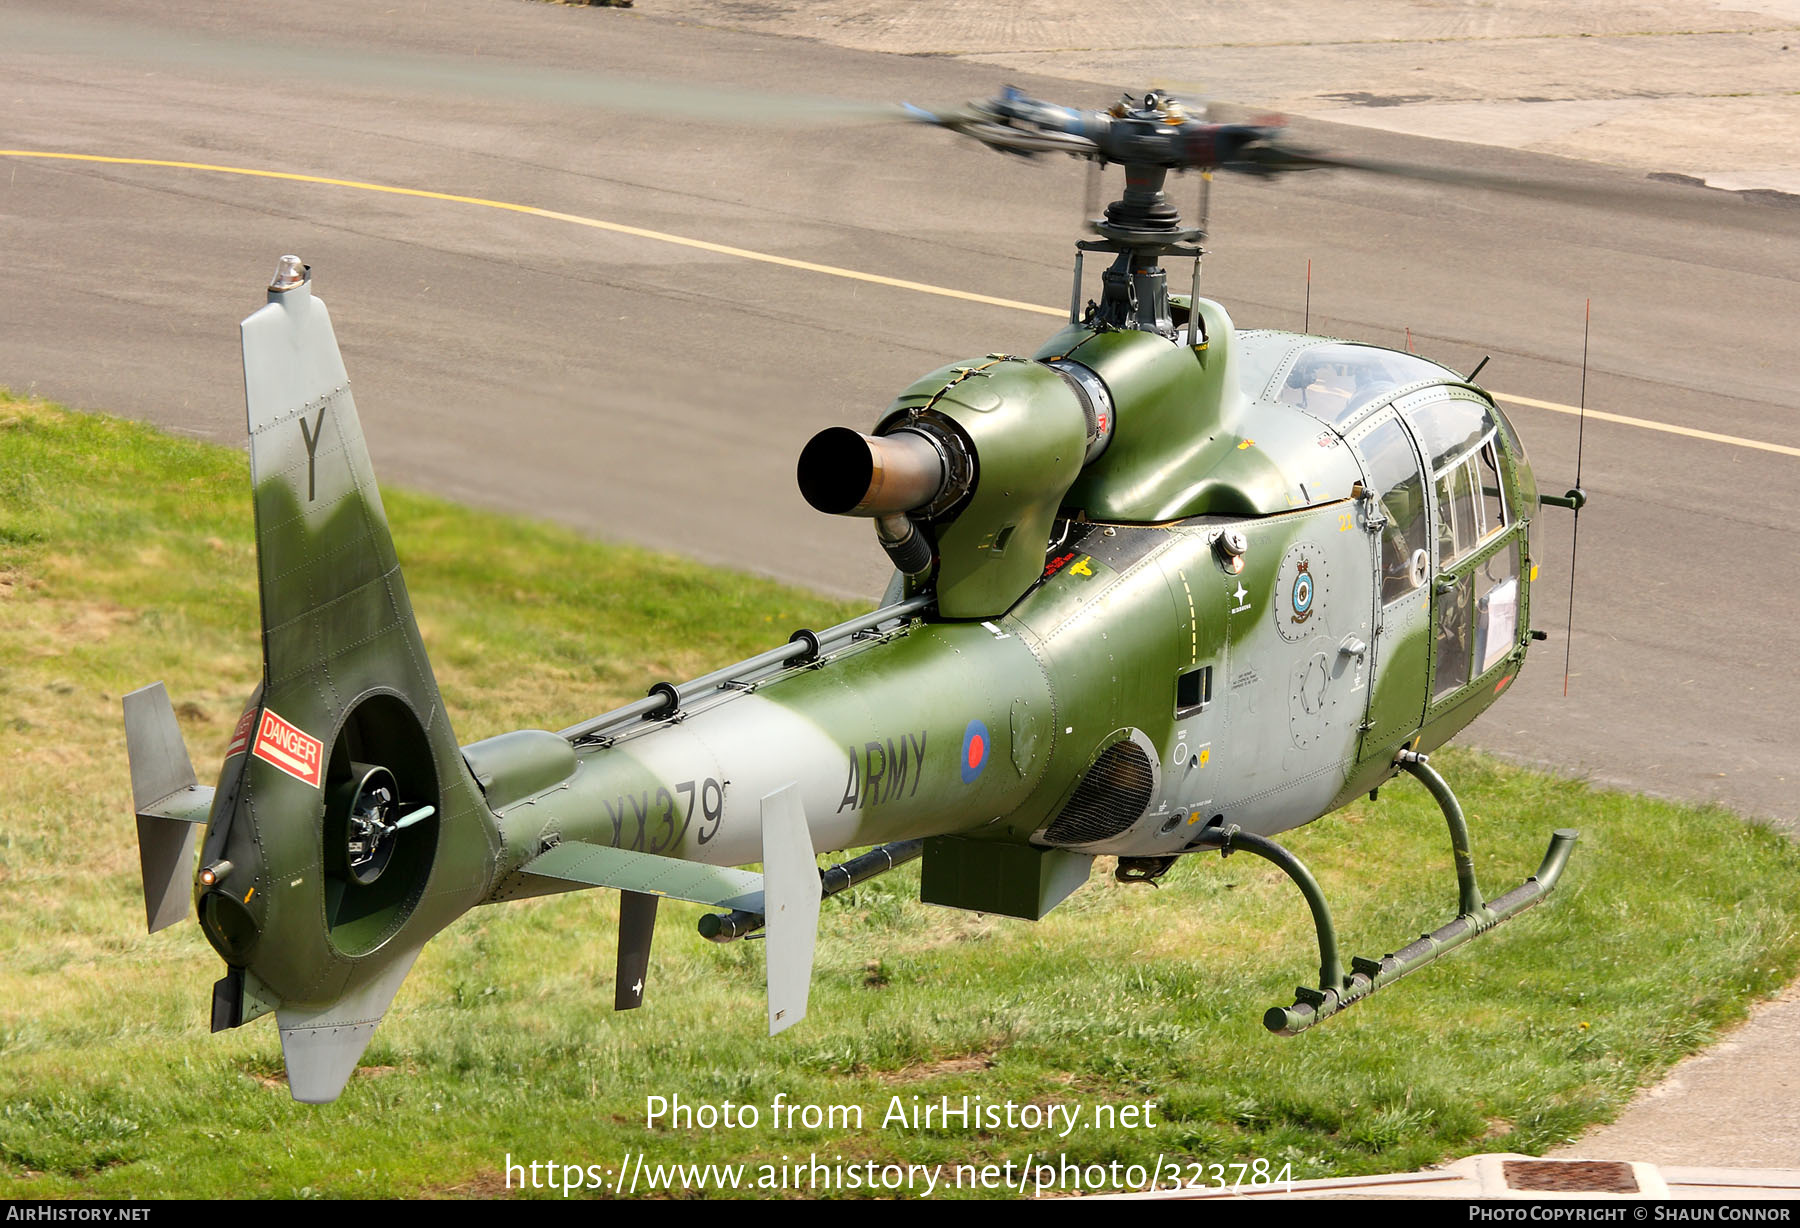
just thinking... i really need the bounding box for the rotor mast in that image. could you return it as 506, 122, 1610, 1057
1083, 156, 1203, 335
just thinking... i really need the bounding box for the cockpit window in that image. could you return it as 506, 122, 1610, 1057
1406, 395, 1495, 472
1234, 332, 1306, 403
1435, 435, 1509, 566
1491, 400, 1529, 469
1275, 344, 1455, 427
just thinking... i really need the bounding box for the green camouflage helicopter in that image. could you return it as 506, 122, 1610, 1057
124, 87, 1582, 1103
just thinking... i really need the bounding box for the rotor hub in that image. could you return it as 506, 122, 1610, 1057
340, 765, 402, 884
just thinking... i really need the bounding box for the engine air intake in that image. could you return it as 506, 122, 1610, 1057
1044, 739, 1155, 846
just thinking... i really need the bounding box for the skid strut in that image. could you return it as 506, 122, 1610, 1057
1194, 751, 1578, 1035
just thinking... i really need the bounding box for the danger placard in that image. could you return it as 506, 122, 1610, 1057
225, 707, 258, 759
252, 708, 324, 788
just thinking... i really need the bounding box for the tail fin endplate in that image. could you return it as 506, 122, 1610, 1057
123, 682, 213, 933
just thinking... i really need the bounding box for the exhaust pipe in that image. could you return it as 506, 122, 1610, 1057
798, 426, 969, 575
796, 426, 953, 516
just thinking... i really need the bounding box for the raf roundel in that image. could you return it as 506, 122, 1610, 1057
1292, 566, 1314, 618
961, 718, 991, 784
1274, 544, 1328, 643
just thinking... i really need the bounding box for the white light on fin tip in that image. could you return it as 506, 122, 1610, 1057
270, 255, 307, 292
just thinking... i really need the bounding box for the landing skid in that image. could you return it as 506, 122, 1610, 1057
1195, 751, 1578, 1035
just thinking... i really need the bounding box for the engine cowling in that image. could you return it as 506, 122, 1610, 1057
799, 356, 1096, 619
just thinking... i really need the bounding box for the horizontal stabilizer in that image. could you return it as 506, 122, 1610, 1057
760, 784, 821, 1036
522, 841, 763, 912
123, 683, 214, 932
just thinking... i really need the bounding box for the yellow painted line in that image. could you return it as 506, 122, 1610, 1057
8, 149, 1798, 461
0, 150, 1065, 318
1492, 392, 1800, 460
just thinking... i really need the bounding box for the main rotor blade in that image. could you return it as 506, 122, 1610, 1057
17, 8, 1782, 229
899, 102, 1101, 158
1277, 146, 1776, 221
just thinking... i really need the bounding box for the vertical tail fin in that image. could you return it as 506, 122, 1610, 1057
242, 259, 423, 717
126, 259, 503, 1103
195, 259, 500, 1100
237, 259, 498, 940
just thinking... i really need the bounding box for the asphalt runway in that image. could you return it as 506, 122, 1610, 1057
5, 0, 1798, 840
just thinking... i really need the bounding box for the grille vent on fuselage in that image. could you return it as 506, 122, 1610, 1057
1043, 739, 1155, 846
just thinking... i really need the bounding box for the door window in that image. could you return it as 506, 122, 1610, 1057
1408, 396, 1493, 471
1436, 533, 1522, 699
1357, 417, 1430, 605
1434, 572, 1475, 699
1410, 394, 1517, 701
1474, 542, 1522, 675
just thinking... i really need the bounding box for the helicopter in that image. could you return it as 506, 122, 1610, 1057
123, 85, 1584, 1104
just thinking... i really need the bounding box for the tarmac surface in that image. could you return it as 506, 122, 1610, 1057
3, 0, 1798, 1194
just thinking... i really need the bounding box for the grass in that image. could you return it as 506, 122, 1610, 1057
2, 391, 1798, 1198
